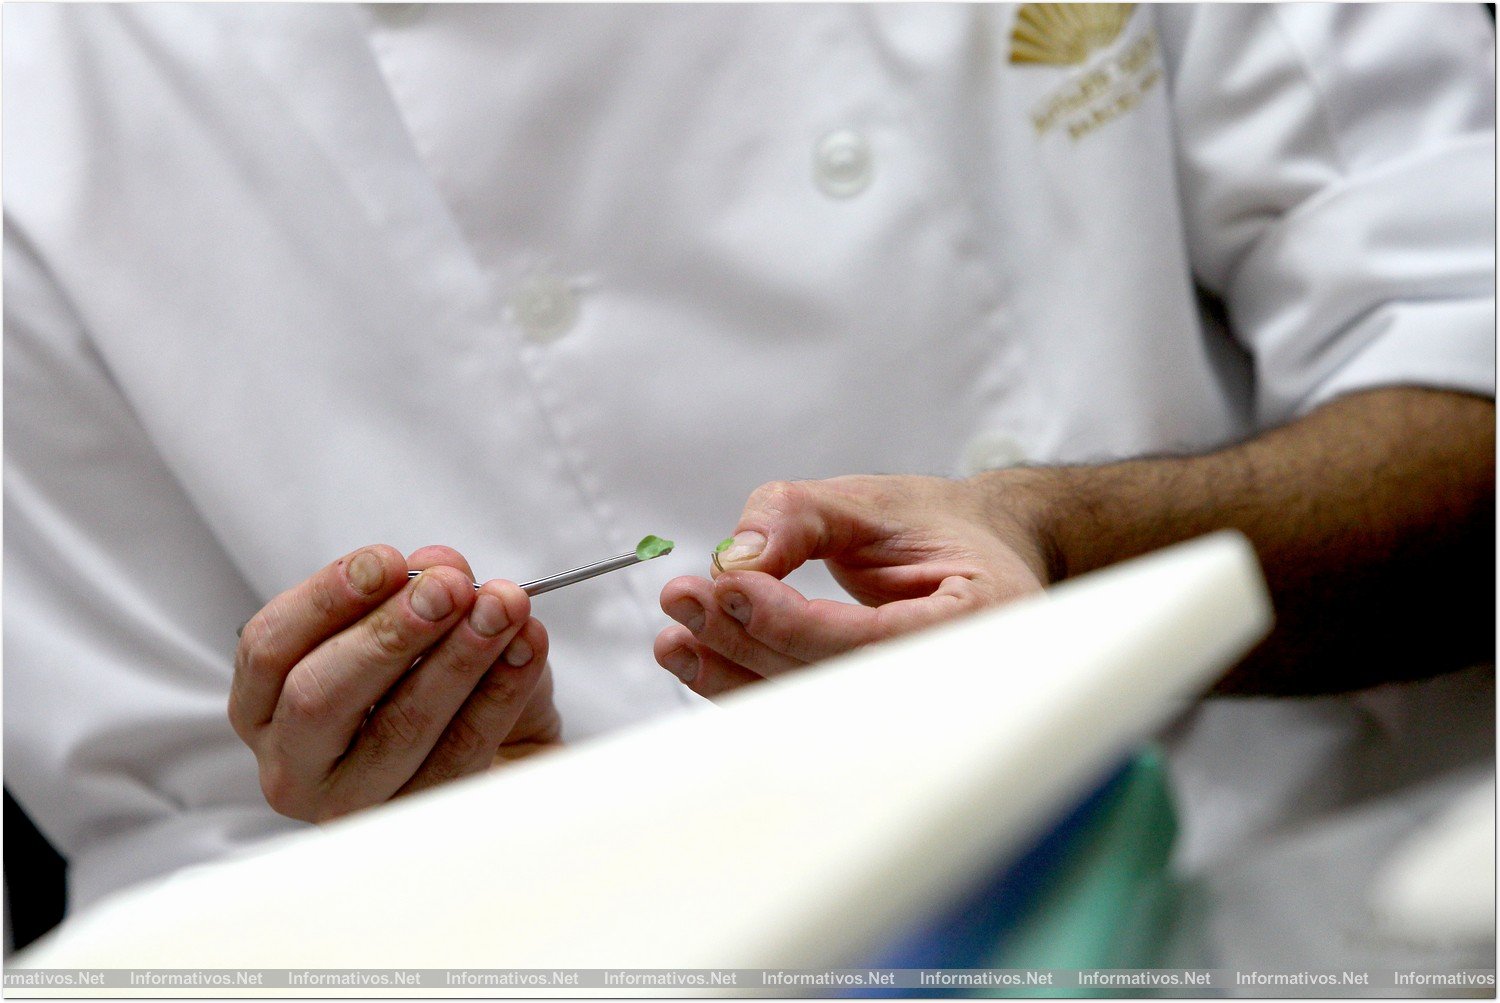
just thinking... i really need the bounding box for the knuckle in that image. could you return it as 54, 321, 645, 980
867, 611, 899, 646
279, 670, 336, 728
470, 672, 525, 719
753, 613, 797, 654
438, 618, 492, 669
363, 698, 432, 758
365, 609, 414, 661
722, 637, 764, 674
447, 647, 492, 677
708, 602, 758, 651
752, 479, 805, 517
306, 576, 340, 620
234, 617, 274, 678
435, 717, 493, 777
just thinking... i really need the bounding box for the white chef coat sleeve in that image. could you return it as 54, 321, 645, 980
1157, 4, 1495, 426
3, 224, 305, 913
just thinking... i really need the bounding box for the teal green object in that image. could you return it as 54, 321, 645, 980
981, 746, 1179, 997
857, 747, 1180, 999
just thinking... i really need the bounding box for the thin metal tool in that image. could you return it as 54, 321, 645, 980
238, 541, 673, 638
407, 547, 667, 597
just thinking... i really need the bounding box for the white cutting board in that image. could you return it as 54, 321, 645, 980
16, 531, 1271, 980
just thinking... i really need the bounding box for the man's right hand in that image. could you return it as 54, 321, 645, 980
229, 544, 557, 822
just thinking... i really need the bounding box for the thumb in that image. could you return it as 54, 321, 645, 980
711, 479, 864, 580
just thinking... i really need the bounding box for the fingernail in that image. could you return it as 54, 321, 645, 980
470, 594, 508, 637
717, 531, 766, 567
665, 598, 706, 634
505, 637, 533, 667
663, 647, 699, 683
720, 591, 751, 625
410, 571, 454, 621
348, 550, 385, 595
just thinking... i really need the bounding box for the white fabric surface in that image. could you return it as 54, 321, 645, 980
1369, 776, 1496, 951
3, 4, 1493, 963
1162, 665, 1495, 979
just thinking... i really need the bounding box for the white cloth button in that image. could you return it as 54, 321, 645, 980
814, 129, 873, 199
369, 3, 422, 25
962, 432, 1029, 476
509, 274, 579, 343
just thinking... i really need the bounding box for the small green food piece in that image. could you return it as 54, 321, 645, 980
636, 535, 675, 560
714, 537, 735, 554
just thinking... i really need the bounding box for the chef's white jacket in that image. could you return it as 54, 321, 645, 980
4, 2, 1493, 963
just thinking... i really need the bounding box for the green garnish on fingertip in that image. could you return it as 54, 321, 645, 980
714, 537, 735, 554
636, 535, 675, 560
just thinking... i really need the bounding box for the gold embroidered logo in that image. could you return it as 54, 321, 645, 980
1009, 3, 1135, 66
1010, 4, 1163, 141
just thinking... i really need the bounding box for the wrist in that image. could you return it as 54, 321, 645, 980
964, 466, 1080, 586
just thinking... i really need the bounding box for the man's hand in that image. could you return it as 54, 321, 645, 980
654, 476, 1049, 697
657, 388, 1494, 698
229, 545, 559, 822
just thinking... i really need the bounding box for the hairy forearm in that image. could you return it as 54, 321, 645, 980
979, 387, 1495, 694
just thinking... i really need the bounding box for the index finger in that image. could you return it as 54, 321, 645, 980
230, 544, 407, 739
